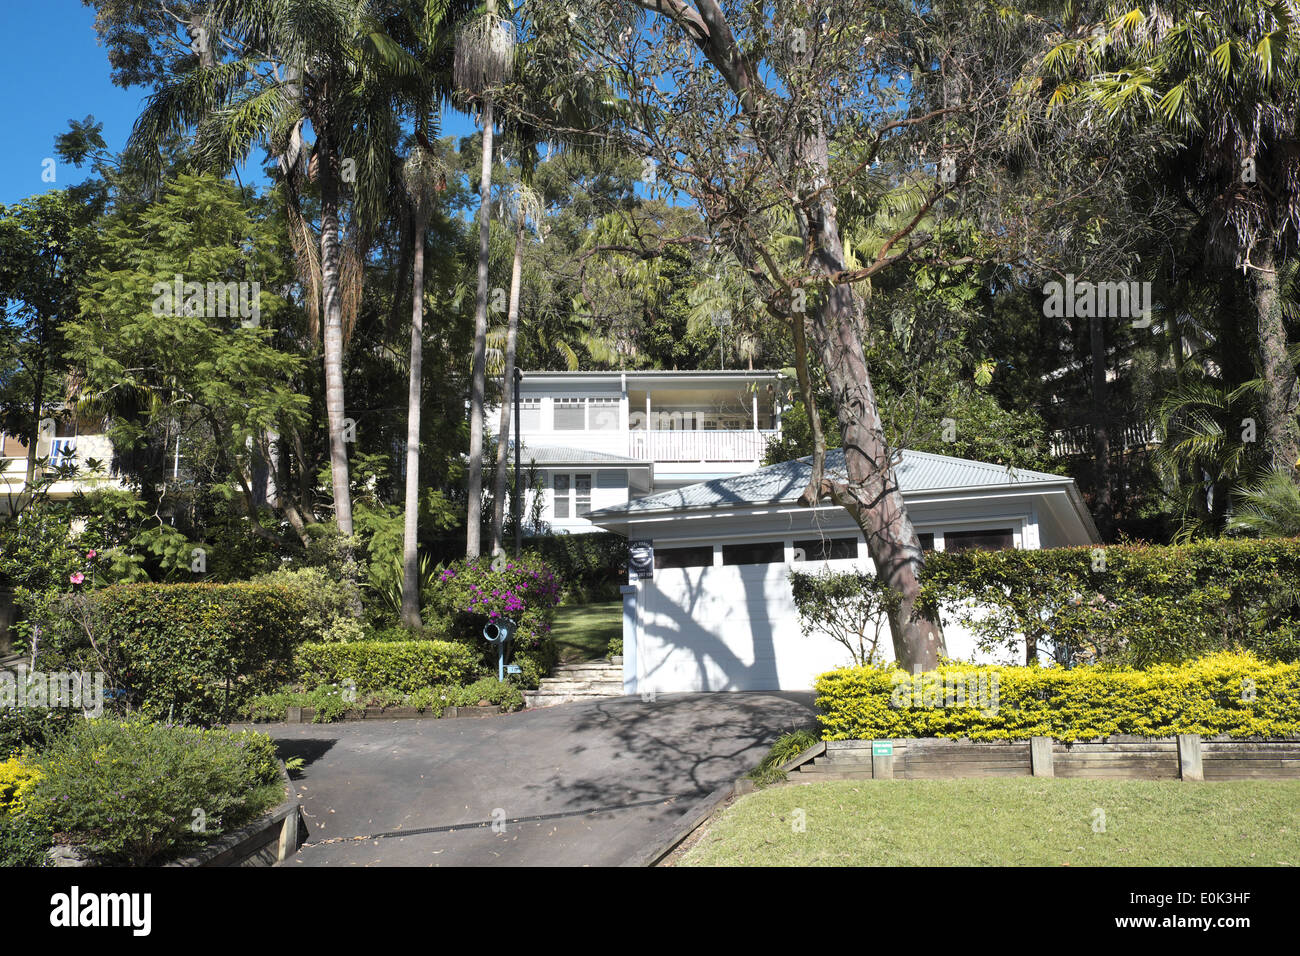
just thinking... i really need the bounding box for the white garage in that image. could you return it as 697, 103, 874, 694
587, 449, 1100, 694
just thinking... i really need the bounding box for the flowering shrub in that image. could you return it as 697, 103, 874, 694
0, 757, 42, 815
425, 554, 562, 687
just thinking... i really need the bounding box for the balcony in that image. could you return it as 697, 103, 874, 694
628, 429, 775, 463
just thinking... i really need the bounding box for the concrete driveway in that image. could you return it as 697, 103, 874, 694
263, 692, 816, 867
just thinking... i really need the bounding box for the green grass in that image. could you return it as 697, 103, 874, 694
680, 778, 1300, 866
551, 601, 622, 662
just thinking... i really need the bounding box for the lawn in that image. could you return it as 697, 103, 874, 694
678, 778, 1300, 866
551, 601, 622, 662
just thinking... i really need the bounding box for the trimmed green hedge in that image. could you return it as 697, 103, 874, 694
34, 582, 311, 726
294, 640, 479, 694
918, 537, 1300, 666
815, 652, 1300, 741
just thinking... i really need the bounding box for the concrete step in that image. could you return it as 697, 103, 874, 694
537, 678, 622, 690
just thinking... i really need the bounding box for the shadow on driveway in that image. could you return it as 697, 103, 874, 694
263, 691, 816, 866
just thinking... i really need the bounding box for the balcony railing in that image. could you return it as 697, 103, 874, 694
629, 429, 775, 463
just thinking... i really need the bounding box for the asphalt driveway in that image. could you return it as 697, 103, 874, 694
261, 692, 817, 867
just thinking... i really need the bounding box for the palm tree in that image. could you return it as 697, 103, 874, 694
1040, 1, 1300, 474
399, 135, 450, 625
456, 2, 516, 558
128, 0, 419, 537
1228, 468, 1300, 537
489, 180, 543, 554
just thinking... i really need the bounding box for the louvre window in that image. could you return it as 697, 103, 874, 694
654, 546, 714, 569
793, 537, 858, 561
722, 541, 784, 565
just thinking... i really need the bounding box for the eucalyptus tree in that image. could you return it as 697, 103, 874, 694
512, 0, 1069, 669
456, 1, 517, 558
124, 0, 421, 537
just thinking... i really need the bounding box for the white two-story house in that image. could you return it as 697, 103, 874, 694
487, 370, 786, 533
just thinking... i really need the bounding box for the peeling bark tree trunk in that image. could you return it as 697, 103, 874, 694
401, 208, 427, 627
796, 136, 946, 672
466, 99, 495, 559
1252, 245, 1300, 475
490, 207, 526, 555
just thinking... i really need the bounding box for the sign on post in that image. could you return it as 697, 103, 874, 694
629, 540, 654, 579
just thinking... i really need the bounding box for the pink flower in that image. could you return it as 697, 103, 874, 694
86, 549, 97, 559
70, 572, 85, 585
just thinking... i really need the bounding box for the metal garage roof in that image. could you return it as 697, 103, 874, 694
587, 448, 1070, 518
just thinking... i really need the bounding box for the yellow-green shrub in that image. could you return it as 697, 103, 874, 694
0, 757, 42, 816
815, 652, 1300, 741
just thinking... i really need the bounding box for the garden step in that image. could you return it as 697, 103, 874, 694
535, 681, 623, 694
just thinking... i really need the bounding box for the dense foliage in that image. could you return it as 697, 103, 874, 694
920, 539, 1300, 666
32, 582, 311, 725
293, 640, 479, 695
425, 554, 562, 686
24, 719, 282, 865
815, 652, 1300, 741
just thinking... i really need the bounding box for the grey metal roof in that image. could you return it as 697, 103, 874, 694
587, 449, 1071, 518
511, 444, 648, 465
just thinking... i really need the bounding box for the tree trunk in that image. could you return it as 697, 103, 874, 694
1089, 312, 1114, 541
23, 345, 47, 498
796, 133, 946, 672
490, 207, 526, 554
1252, 244, 1300, 475
466, 98, 495, 559
401, 209, 427, 627
317, 117, 354, 536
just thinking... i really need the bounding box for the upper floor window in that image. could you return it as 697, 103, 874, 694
519, 398, 541, 432
554, 398, 585, 431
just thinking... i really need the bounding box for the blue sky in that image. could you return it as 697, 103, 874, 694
0, 0, 480, 207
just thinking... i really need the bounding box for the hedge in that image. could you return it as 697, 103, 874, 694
815, 652, 1300, 741
33, 582, 311, 726
294, 640, 479, 694
524, 533, 628, 603
918, 537, 1300, 666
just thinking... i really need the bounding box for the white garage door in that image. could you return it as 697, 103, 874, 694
634, 554, 861, 694
627, 537, 992, 694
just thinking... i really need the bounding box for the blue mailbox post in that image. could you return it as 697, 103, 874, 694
482, 618, 516, 681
